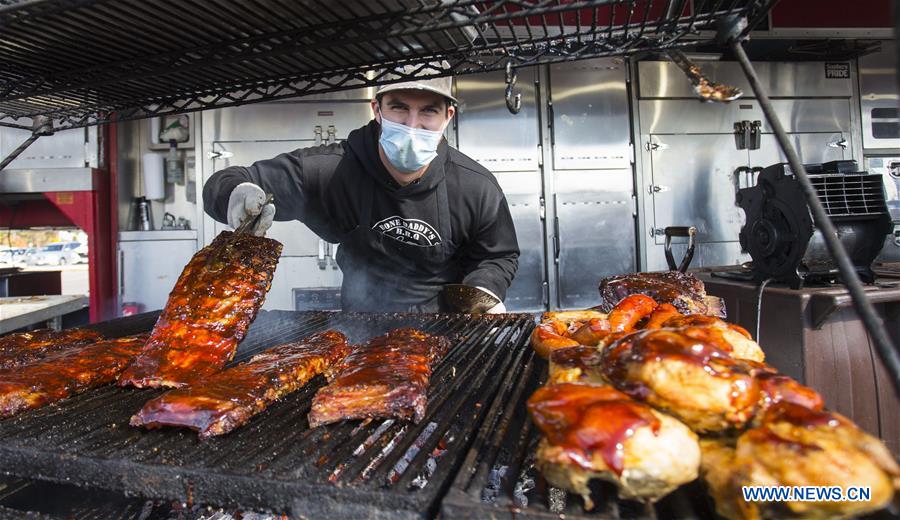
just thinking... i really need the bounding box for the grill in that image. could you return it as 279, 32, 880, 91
441, 339, 712, 519
1, 312, 897, 518
0, 475, 282, 520
0, 310, 536, 518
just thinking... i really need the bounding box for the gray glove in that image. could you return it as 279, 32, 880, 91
227, 182, 275, 237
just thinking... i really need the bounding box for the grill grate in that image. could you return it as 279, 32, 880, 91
810, 174, 889, 218
0, 0, 777, 131
0, 310, 535, 518
0, 475, 287, 520
441, 345, 715, 519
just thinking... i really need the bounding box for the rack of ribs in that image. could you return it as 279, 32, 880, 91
308, 328, 451, 428
598, 271, 725, 317
0, 328, 103, 370
130, 331, 349, 438
0, 334, 148, 418
118, 231, 282, 389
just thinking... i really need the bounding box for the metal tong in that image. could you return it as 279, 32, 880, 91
666, 50, 742, 103
234, 193, 274, 236
205, 193, 274, 269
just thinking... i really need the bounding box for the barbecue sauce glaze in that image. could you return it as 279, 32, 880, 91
308, 328, 451, 427
131, 331, 349, 438
118, 231, 282, 388
528, 383, 660, 475
599, 329, 760, 428
0, 328, 103, 370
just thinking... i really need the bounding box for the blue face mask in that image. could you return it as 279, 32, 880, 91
378, 114, 444, 174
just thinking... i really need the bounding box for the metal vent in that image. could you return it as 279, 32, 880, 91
809, 174, 888, 218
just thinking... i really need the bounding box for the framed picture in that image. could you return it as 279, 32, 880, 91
147, 113, 194, 150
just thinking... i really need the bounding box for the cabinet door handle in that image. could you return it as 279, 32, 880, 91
828, 138, 848, 149
118, 250, 125, 296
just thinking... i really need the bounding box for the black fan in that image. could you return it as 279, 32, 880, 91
737, 161, 892, 288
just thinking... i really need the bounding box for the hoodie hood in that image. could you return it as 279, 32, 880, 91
346, 119, 448, 197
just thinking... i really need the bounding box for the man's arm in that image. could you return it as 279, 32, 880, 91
460, 193, 520, 301
203, 150, 308, 225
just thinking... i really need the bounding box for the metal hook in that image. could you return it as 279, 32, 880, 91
505, 62, 521, 114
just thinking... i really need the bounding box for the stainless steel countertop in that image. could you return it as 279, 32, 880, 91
0, 295, 89, 334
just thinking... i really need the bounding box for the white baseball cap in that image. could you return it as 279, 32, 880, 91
375, 66, 457, 104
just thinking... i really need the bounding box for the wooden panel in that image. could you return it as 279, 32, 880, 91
803, 308, 882, 445
700, 273, 899, 451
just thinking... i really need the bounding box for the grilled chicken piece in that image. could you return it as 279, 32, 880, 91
599, 271, 725, 318
754, 371, 825, 417
131, 331, 349, 438
531, 320, 580, 359
0, 328, 103, 370
119, 231, 282, 389
642, 303, 682, 329
570, 294, 657, 346
533, 296, 657, 358
0, 334, 147, 418
601, 329, 760, 433
701, 403, 900, 519
540, 310, 608, 324
308, 328, 450, 427
528, 383, 700, 507
661, 314, 765, 363
549, 345, 605, 385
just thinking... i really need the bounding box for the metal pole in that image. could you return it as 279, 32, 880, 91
0, 133, 41, 171
0, 115, 54, 172
732, 40, 900, 396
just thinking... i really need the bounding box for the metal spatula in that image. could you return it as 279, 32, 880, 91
439, 284, 500, 314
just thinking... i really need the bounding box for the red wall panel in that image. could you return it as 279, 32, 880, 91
771, 0, 892, 28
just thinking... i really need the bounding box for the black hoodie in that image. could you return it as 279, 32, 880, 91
203, 120, 520, 311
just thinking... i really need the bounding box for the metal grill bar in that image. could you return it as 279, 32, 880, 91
0, 310, 536, 518
441, 349, 708, 519
0, 0, 775, 131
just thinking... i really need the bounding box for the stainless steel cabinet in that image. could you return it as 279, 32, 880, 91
495, 171, 546, 311
455, 67, 547, 311
859, 42, 900, 151
636, 61, 859, 272
649, 134, 747, 245
550, 60, 631, 170
117, 232, 197, 314
550, 59, 635, 308
0, 126, 98, 169
456, 59, 636, 311
455, 69, 540, 172
555, 171, 635, 308
750, 133, 848, 166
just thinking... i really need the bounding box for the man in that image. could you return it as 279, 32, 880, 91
202, 75, 519, 312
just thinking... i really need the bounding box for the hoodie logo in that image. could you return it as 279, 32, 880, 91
373, 216, 442, 247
